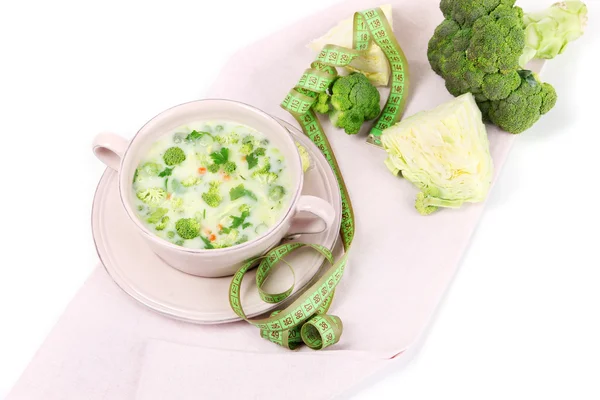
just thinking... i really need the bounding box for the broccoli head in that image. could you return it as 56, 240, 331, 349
163, 147, 186, 166
488, 71, 557, 134
136, 187, 167, 206
428, 0, 557, 133
328, 73, 380, 134
202, 181, 223, 208
175, 218, 200, 240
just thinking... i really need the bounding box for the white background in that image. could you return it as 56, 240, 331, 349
1, 0, 599, 398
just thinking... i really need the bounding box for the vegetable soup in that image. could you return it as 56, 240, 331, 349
132, 121, 292, 249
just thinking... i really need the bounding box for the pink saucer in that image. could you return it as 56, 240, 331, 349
92, 120, 342, 324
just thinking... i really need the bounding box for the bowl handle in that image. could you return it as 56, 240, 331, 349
286, 195, 336, 237
92, 132, 128, 171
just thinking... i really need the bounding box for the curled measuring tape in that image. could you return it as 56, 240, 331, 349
229, 7, 408, 350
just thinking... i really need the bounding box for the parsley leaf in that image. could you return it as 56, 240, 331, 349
186, 130, 202, 141
230, 210, 250, 229
200, 236, 214, 249
242, 222, 252, 229
210, 148, 229, 165
246, 152, 259, 169
186, 130, 213, 142
229, 184, 257, 201
220, 226, 231, 234
158, 167, 173, 177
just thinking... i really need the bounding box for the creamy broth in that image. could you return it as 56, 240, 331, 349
132, 121, 292, 249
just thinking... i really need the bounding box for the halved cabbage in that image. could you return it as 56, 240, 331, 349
381, 93, 494, 215
308, 4, 393, 86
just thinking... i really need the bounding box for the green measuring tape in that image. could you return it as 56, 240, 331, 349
228, 7, 408, 350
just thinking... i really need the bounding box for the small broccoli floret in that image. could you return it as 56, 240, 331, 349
167, 231, 176, 239
328, 73, 380, 135
181, 176, 201, 187
252, 163, 278, 184
202, 181, 223, 208
163, 147, 186, 166
313, 92, 331, 114
223, 161, 237, 174
141, 162, 162, 176
155, 216, 170, 231
134, 162, 163, 182
215, 132, 240, 145
147, 208, 168, 224
207, 163, 220, 173
175, 218, 200, 239
136, 187, 167, 206
202, 191, 222, 208
253, 163, 270, 175
253, 147, 266, 156
170, 197, 184, 210
268, 185, 285, 201
238, 204, 250, 213
240, 142, 254, 155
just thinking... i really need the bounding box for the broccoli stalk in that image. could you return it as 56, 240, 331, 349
520, 1, 588, 67
414, 192, 466, 216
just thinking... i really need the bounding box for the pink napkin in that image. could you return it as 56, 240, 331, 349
8, 267, 387, 400
136, 341, 386, 400
8, 0, 546, 398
